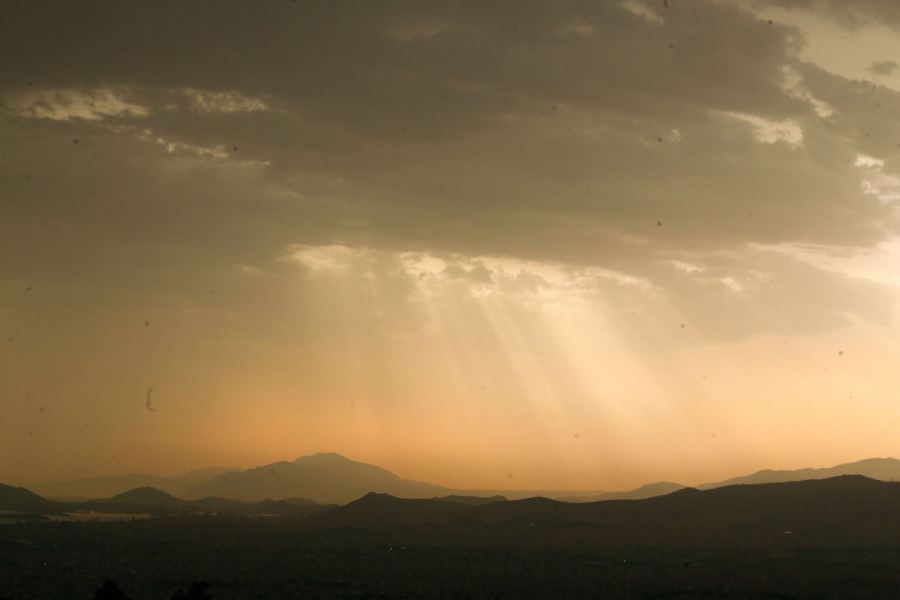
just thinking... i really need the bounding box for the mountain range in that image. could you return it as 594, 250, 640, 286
0, 482, 334, 518
30, 466, 241, 500
8, 471, 900, 546
8, 476, 900, 600
10, 475, 900, 539
28, 453, 603, 504
306, 475, 900, 537
697, 457, 900, 489
181, 453, 449, 504
24, 453, 900, 505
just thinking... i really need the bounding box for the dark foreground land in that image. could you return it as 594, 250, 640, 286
4, 517, 900, 599
4, 476, 900, 599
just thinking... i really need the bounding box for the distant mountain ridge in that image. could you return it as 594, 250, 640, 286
183, 453, 450, 504
27, 453, 600, 504
558, 458, 900, 502
438, 475, 900, 530
30, 466, 241, 500
183, 453, 597, 504
0, 483, 329, 518
306, 475, 900, 530
25, 454, 900, 506
6, 474, 900, 535
561, 481, 687, 503
697, 457, 900, 489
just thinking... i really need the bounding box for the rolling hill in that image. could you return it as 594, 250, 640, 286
449, 475, 900, 528
300, 475, 900, 538
0, 483, 59, 513
1, 482, 331, 518
312, 492, 473, 527
107, 486, 186, 506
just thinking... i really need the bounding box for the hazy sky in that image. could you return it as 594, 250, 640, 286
2, 0, 900, 491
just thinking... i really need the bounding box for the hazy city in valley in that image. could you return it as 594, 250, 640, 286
4, 1, 900, 598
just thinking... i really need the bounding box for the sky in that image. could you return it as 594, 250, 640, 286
2, 0, 900, 491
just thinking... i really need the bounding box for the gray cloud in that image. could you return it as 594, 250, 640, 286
6, 1, 900, 488
870, 60, 900, 76
757, 0, 900, 29
2, 0, 898, 340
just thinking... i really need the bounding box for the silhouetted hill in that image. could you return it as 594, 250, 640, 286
698, 457, 900, 489
444, 475, 900, 531
0, 483, 58, 513
107, 487, 185, 506
302, 475, 900, 535
183, 453, 449, 504
560, 481, 686, 502
26, 455, 900, 510
31, 466, 241, 500
12, 478, 900, 599
313, 492, 472, 527
99, 488, 330, 516
0, 482, 334, 518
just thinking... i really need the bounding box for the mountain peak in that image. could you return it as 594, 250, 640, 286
358, 491, 398, 501
109, 486, 183, 505
293, 452, 354, 464
184, 453, 445, 504
0, 483, 56, 512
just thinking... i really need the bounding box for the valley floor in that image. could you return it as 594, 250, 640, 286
3, 516, 900, 599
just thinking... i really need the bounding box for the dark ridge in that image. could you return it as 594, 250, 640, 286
0, 482, 57, 512
106, 487, 184, 506
448, 475, 900, 526
299, 475, 900, 531
184, 452, 448, 504
312, 492, 472, 527
698, 457, 900, 489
